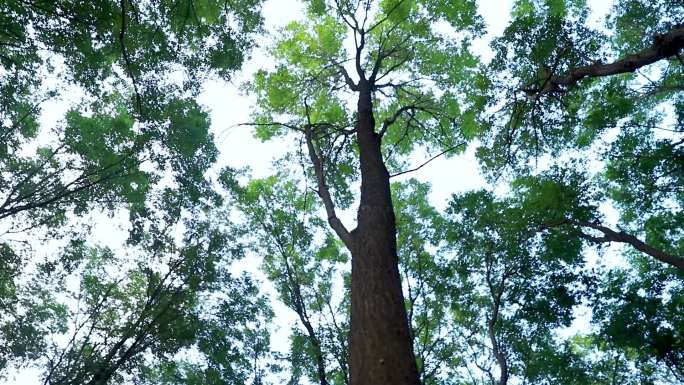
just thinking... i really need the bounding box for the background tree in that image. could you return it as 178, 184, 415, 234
234, 172, 350, 385
6, 205, 273, 385
473, 1, 683, 381
590, 255, 684, 383
440, 167, 684, 384
392, 180, 462, 385
0, 0, 263, 230
0, 0, 264, 378
443, 188, 592, 385
478, 0, 683, 269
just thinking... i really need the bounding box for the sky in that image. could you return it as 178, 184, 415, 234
5, 0, 619, 384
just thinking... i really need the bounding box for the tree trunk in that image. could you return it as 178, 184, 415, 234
348, 82, 420, 385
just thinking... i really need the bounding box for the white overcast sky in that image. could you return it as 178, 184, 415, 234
6, 1, 617, 384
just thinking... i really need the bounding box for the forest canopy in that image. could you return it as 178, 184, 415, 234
0, 1, 682, 385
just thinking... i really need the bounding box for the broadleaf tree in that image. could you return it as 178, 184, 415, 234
249, 1, 483, 384
475, 1, 684, 379
248, 0, 683, 384
234, 172, 350, 385
1, 0, 683, 384
0, 0, 263, 232
478, 0, 683, 270
0, 0, 266, 382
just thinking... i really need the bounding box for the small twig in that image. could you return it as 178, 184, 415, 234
390, 142, 467, 178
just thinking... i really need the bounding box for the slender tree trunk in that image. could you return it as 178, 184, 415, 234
348, 82, 420, 385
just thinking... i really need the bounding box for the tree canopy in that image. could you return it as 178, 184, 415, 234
1, 0, 682, 384
1, 0, 267, 383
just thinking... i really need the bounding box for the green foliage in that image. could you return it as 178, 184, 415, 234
30, 216, 274, 385
442, 188, 588, 382
234, 172, 349, 385
2, 1, 682, 385
246, 1, 682, 384
590, 256, 684, 383
0, 0, 264, 381
392, 180, 463, 384
248, 0, 483, 196
470, 2, 684, 380
477, 0, 682, 232
0, 0, 262, 230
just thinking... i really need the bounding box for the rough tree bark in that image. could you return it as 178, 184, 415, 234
303, 64, 424, 385
305, 79, 420, 385
348, 80, 421, 385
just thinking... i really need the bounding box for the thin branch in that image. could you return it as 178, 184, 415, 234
119, 0, 144, 115
390, 142, 467, 178
337, 63, 359, 91
379, 103, 430, 137
235, 121, 304, 132
367, 0, 407, 33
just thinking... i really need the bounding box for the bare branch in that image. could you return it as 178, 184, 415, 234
235, 121, 304, 132
390, 143, 467, 178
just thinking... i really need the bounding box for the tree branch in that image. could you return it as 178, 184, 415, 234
334, 61, 359, 91
389, 143, 466, 178
367, 0, 407, 33
119, 0, 144, 115
235, 121, 304, 132
302, 105, 353, 249
524, 27, 684, 96
570, 220, 684, 272
379, 103, 431, 137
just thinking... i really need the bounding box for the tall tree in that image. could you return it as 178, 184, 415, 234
235, 175, 464, 385
249, 1, 483, 383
